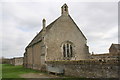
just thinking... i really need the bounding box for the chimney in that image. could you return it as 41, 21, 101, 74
42, 18, 46, 29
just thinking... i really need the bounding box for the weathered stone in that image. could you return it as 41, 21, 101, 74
24, 4, 90, 71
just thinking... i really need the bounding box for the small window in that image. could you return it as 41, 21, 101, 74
64, 6, 67, 11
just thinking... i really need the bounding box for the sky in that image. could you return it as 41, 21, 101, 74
0, 1, 118, 58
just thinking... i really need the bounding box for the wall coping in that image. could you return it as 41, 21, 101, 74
45, 59, 119, 65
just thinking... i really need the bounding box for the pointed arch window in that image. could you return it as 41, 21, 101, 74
62, 42, 73, 58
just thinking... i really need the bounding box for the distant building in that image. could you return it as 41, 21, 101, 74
91, 53, 109, 60
11, 57, 23, 66
0, 58, 1, 64
109, 43, 120, 54
91, 44, 120, 60
9, 58, 14, 65
1, 57, 10, 64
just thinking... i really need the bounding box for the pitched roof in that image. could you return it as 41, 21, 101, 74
68, 15, 87, 40
27, 17, 60, 47
27, 15, 87, 47
110, 44, 120, 50
27, 30, 42, 47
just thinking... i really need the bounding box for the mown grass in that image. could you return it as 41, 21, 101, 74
2, 64, 41, 78
0, 64, 2, 79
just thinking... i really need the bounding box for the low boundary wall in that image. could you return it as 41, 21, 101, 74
46, 59, 120, 78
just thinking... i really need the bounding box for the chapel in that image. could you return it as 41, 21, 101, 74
23, 4, 90, 70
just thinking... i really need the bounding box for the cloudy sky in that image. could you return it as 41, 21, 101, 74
0, 1, 118, 58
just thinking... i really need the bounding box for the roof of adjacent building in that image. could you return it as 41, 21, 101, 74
91, 53, 109, 56
13, 57, 23, 59
109, 44, 120, 50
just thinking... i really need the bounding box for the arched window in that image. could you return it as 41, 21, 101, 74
62, 42, 73, 58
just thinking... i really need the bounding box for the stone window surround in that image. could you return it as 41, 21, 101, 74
61, 41, 75, 59
63, 43, 72, 57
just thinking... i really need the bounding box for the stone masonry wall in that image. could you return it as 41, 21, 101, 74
14, 57, 23, 66
46, 59, 119, 78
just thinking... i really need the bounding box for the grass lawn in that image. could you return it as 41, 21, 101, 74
1, 64, 41, 78
0, 64, 2, 78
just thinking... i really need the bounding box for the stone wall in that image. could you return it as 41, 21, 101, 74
9, 58, 14, 65
44, 14, 90, 61
46, 59, 119, 78
1, 58, 10, 64
14, 57, 23, 66
24, 42, 46, 71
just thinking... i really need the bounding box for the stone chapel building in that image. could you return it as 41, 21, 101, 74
23, 4, 90, 70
